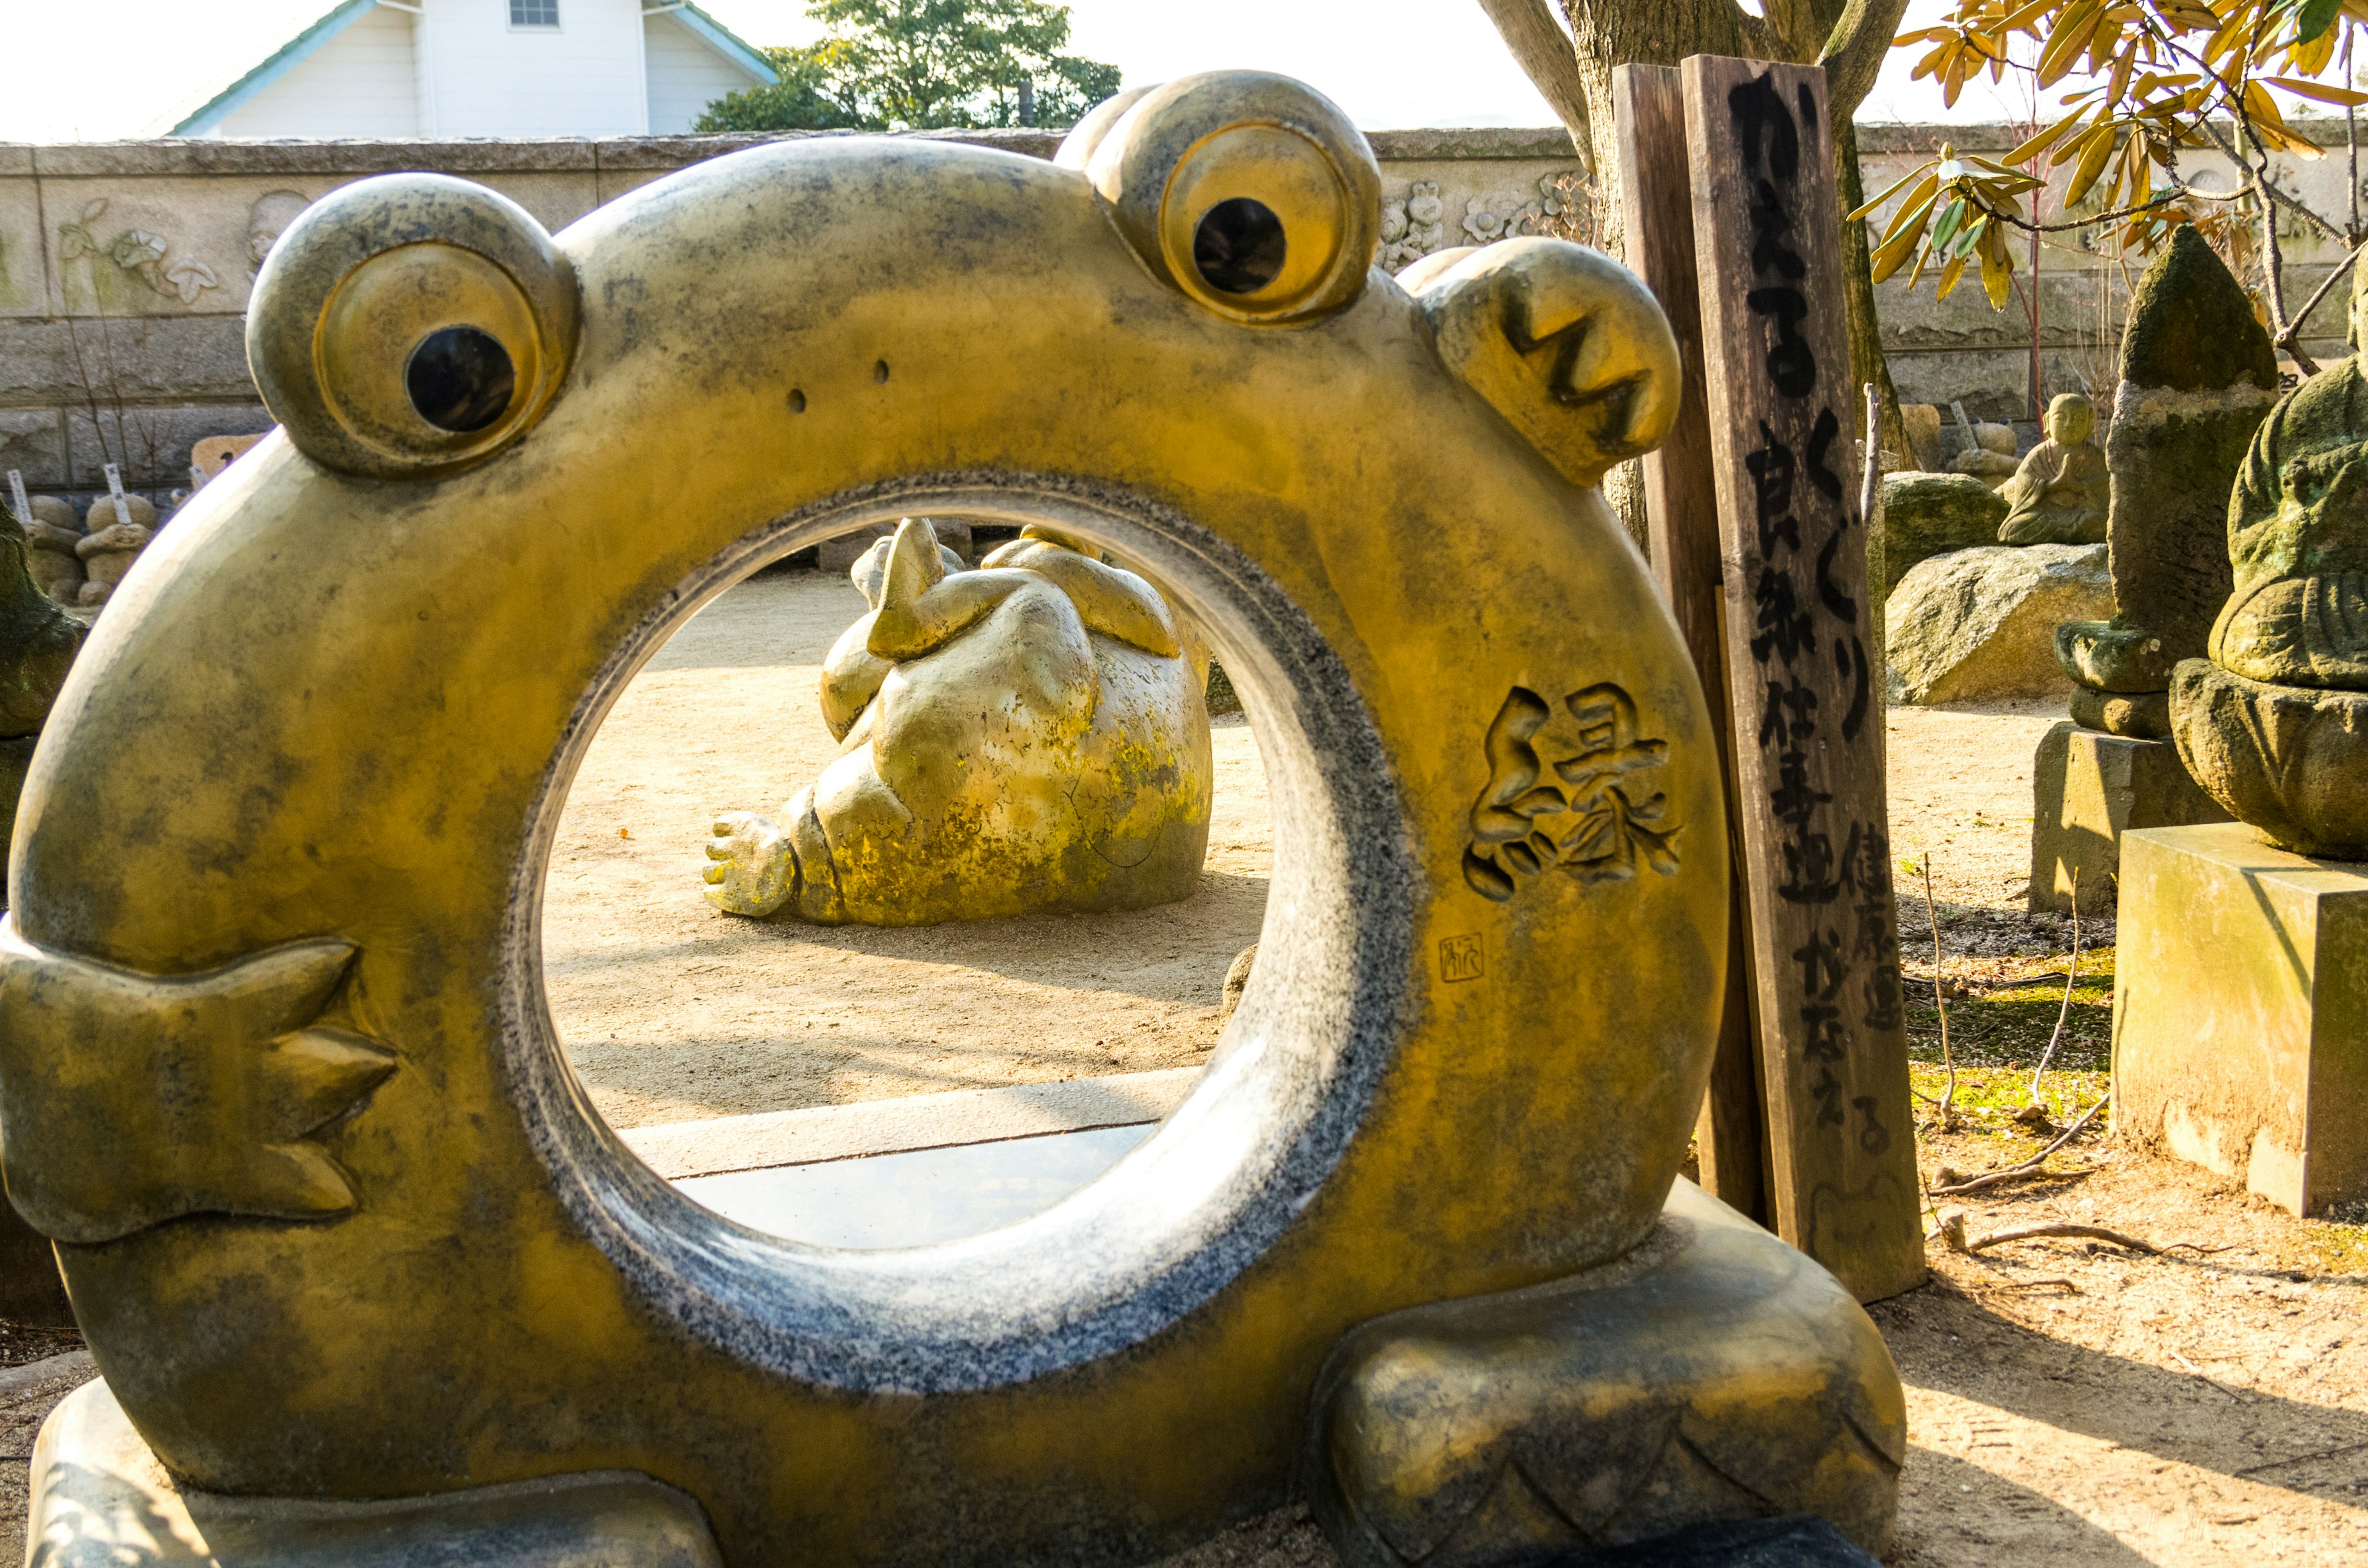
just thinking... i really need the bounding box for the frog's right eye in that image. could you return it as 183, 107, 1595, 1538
247, 173, 578, 480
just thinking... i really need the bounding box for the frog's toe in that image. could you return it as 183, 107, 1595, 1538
1414, 237, 1680, 489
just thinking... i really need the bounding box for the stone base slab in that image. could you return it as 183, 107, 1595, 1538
2028, 722, 2229, 913
26, 1379, 722, 1566
2113, 823, 2368, 1216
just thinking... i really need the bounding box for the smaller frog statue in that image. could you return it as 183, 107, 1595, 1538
702, 517, 1213, 925
2171, 249, 2368, 855
1997, 392, 2108, 545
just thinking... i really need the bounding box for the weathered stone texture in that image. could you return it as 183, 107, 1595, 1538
1886, 543, 2115, 704
2171, 658, 2368, 858
2102, 379, 2273, 662
1877, 471, 2005, 595
2115, 821, 2368, 1217
2028, 721, 2229, 913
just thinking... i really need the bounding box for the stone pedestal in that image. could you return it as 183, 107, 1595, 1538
2114, 823, 2368, 1217
2028, 721, 2229, 913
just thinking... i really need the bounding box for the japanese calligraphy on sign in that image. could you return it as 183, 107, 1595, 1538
1463, 681, 1682, 903
1680, 54, 1922, 1302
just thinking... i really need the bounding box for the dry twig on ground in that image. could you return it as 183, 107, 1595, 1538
1933, 1210, 2235, 1257
1930, 1092, 2110, 1196
2029, 867, 2081, 1102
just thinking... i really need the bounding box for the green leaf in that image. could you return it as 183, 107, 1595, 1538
2298, 0, 2343, 45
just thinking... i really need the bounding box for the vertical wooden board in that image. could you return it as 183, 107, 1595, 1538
1679, 54, 1924, 1301
1613, 63, 1768, 1227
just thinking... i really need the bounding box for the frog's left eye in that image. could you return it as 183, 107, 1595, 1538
247, 173, 577, 479
1080, 71, 1380, 326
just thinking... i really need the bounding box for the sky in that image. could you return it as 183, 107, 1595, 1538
0, 0, 2010, 144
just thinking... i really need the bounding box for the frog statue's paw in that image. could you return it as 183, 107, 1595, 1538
702, 809, 797, 917
1412, 238, 1683, 490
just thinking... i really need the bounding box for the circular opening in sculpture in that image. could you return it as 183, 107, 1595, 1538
1193, 199, 1288, 294
513, 482, 1408, 1391
405, 325, 516, 432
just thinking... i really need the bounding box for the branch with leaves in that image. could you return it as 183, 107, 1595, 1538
1860, 0, 2368, 364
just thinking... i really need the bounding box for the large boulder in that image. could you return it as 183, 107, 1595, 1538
1886, 543, 2114, 704
1878, 471, 2007, 597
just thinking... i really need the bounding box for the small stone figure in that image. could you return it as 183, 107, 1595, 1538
76, 491, 157, 610
703, 517, 1213, 924
1997, 393, 2108, 545
2170, 248, 2368, 856
1, 502, 89, 892
17, 496, 85, 606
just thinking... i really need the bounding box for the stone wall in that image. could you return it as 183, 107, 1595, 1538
2, 120, 2352, 504
0, 126, 1586, 507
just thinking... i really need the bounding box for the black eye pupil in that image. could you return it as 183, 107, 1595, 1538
1193, 198, 1287, 295
406, 326, 516, 433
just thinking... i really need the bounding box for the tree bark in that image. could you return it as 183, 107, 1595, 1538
1474, 0, 1597, 163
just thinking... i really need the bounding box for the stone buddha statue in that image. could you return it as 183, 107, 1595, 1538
2172, 251, 2368, 856
2211, 274, 2368, 689
1997, 393, 2108, 544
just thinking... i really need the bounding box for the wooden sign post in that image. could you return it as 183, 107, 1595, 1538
1613, 63, 1769, 1227
1665, 55, 1923, 1302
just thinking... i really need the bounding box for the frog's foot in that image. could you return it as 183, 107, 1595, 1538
702, 811, 798, 917
1307, 1182, 1904, 1567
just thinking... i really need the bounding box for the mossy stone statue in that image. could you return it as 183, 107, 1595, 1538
2172, 249, 2368, 855
2057, 225, 2279, 738
1997, 393, 2108, 545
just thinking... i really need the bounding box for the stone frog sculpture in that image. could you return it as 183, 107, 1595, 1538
0, 69, 1903, 1568
1997, 393, 2107, 545
2173, 249, 2368, 854
702, 517, 1212, 924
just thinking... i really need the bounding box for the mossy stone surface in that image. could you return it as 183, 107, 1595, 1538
2119, 225, 2279, 393
1878, 471, 2007, 596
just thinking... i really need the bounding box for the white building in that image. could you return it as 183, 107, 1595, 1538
162, 0, 777, 139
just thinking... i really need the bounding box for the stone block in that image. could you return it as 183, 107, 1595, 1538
0, 176, 44, 315
1885, 543, 2114, 704
2114, 822, 2368, 1216
2028, 722, 2230, 914
817, 523, 890, 575
0, 409, 67, 487
0, 314, 253, 403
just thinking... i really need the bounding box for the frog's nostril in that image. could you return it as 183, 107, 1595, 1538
1193, 199, 1286, 295
406, 326, 516, 433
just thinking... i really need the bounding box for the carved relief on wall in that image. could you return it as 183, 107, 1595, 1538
1382, 173, 1594, 274
247, 191, 310, 279
57, 199, 218, 305
1463, 681, 1682, 901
